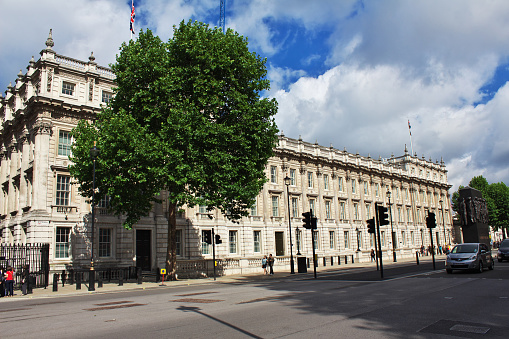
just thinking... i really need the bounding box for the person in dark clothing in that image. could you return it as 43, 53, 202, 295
21, 264, 30, 295
267, 254, 275, 275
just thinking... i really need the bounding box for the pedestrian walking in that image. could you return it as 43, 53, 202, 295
370, 249, 375, 262
262, 255, 268, 275
267, 254, 274, 275
21, 264, 29, 295
4, 266, 14, 297
0, 266, 5, 297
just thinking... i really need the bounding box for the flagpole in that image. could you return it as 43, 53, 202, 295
131, 0, 133, 40
408, 119, 414, 156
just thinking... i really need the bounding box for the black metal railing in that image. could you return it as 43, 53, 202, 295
0, 243, 50, 289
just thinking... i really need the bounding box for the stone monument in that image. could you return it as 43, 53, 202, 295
458, 187, 490, 248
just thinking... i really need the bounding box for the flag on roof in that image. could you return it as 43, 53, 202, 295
130, 1, 135, 35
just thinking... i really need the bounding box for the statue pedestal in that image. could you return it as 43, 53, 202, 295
459, 187, 490, 249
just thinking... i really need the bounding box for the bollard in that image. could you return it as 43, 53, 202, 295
338, 256, 341, 265
76, 272, 81, 290
351, 255, 354, 264
331, 256, 334, 266
61, 270, 66, 287
137, 267, 142, 284
69, 269, 74, 285
98, 272, 103, 288
52, 273, 59, 292
119, 271, 124, 286
416, 251, 420, 265
345, 255, 348, 264
307, 258, 310, 268
323, 257, 326, 267
156, 267, 161, 283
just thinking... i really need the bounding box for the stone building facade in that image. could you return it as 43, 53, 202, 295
1, 32, 453, 274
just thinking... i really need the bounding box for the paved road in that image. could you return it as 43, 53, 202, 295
1, 259, 508, 338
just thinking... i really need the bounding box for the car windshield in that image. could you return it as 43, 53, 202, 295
452, 244, 478, 254
500, 241, 509, 249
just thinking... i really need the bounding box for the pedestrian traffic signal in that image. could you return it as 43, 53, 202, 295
215, 234, 222, 244
377, 205, 389, 225
302, 212, 311, 229
426, 212, 437, 228
310, 216, 318, 230
367, 218, 376, 234
203, 231, 212, 244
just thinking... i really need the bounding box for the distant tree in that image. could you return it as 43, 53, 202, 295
70, 21, 279, 279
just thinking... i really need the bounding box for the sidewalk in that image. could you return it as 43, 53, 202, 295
0, 254, 443, 301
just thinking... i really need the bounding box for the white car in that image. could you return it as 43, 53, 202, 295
445, 243, 494, 274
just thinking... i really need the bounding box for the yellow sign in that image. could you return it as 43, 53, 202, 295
160, 268, 166, 275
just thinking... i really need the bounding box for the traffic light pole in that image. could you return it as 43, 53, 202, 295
429, 224, 436, 270
212, 229, 216, 281
375, 203, 384, 279
311, 209, 317, 279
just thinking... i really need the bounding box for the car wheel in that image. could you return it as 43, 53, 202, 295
478, 261, 483, 273
489, 260, 494, 270
446, 269, 452, 274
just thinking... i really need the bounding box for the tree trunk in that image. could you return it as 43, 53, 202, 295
166, 202, 177, 280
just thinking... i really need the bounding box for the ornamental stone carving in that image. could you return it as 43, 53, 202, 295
32, 121, 53, 136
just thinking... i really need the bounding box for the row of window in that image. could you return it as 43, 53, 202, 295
61, 81, 112, 103
270, 166, 445, 205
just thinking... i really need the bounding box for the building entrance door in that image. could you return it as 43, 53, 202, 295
275, 232, 285, 256
136, 230, 151, 271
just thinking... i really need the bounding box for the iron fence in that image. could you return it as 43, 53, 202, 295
0, 243, 50, 289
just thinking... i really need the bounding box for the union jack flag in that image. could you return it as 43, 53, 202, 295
408, 119, 412, 136
130, 2, 135, 34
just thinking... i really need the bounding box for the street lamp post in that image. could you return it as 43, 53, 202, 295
387, 189, 397, 262
89, 141, 100, 292
284, 176, 295, 274
355, 227, 361, 252
440, 199, 447, 246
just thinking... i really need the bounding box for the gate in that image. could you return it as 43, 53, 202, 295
0, 243, 50, 289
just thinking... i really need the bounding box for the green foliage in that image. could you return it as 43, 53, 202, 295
70, 21, 279, 230
452, 175, 509, 233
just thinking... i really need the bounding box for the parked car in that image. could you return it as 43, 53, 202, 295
497, 239, 509, 262
445, 243, 494, 273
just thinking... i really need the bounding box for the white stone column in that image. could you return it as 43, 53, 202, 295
19, 133, 30, 211
31, 121, 53, 211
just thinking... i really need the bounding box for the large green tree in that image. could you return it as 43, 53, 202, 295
70, 21, 279, 279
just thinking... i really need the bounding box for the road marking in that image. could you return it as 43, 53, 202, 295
171, 298, 223, 303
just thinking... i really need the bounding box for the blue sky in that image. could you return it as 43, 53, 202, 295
2, 0, 509, 193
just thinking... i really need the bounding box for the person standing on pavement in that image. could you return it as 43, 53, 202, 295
21, 264, 29, 295
267, 254, 274, 275
370, 249, 375, 262
4, 266, 14, 297
262, 255, 268, 275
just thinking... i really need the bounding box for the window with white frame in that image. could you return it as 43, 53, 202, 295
102, 91, 112, 103
375, 183, 380, 197
407, 208, 411, 222
398, 207, 402, 222
99, 228, 112, 257
340, 201, 346, 220
324, 174, 329, 190
175, 229, 182, 256
290, 168, 296, 185
313, 230, 319, 250
309, 198, 316, 215
410, 231, 415, 245
55, 227, 70, 259
229, 230, 238, 254
353, 203, 359, 220
351, 179, 356, 194
325, 200, 332, 219
250, 197, 257, 216
56, 175, 71, 206
271, 196, 279, 217
366, 204, 371, 219
344, 231, 350, 249
296, 229, 302, 253
381, 231, 386, 247
339, 177, 344, 192
58, 130, 72, 156
291, 197, 298, 218
201, 230, 211, 255
329, 231, 335, 249
401, 230, 406, 246
62, 81, 75, 95
364, 181, 369, 195
308, 172, 313, 188
270, 166, 277, 183
253, 231, 261, 253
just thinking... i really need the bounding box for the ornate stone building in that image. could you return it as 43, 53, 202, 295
1, 32, 452, 274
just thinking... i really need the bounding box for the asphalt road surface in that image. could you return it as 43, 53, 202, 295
2, 260, 509, 338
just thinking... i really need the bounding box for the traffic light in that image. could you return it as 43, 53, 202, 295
310, 217, 318, 230
367, 218, 376, 234
215, 234, 222, 244
302, 212, 311, 229
377, 205, 389, 225
426, 212, 437, 228
203, 231, 212, 245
